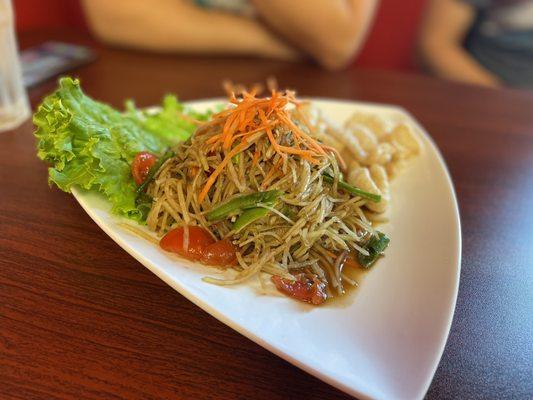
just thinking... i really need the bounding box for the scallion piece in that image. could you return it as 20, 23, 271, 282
358, 231, 390, 268
323, 173, 381, 203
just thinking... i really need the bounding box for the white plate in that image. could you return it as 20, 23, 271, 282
72, 99, 461, 400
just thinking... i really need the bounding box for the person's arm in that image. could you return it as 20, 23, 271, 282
81, 0, 298, 60
250, 0, 379, 70
418, 0, 501, 87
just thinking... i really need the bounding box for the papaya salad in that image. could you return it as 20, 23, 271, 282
34, 77, 421, 306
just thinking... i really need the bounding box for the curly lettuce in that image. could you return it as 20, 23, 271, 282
33, 77, 210, 221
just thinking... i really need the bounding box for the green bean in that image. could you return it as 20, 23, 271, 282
207, 190, 283, 221
232, 207, 270, 232
358, 231, 390, 268
323, 173, 381, 203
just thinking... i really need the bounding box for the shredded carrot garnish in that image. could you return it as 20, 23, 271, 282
276, 111, 326, 155
198, 141, 252, 204
176, 113, 204, 126
196, 88, 335, 202
261, 158, 284, 189
262, 164, 279, 188
205, 133, 222, 145
321, 144, 347, 170
252, 149, 261, 167
258, 109, 282, 155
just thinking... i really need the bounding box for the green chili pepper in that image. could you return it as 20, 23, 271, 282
357, 231, 390, 268
136, 150, 175, 195
323, 173, 381, 203
232, 207, 270, 231
207, 190, 283, 221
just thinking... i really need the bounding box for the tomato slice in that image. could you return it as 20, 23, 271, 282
160, 226, 215, 261
201, 239, 238, 267
271, 274, 327, 305
131, 151, 157, 185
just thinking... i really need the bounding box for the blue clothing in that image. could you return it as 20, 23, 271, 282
463, 0, 533, 88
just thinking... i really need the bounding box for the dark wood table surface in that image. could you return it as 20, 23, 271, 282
1, 30, 532, 400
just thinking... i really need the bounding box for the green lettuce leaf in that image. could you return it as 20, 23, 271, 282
33, 77, 210, 221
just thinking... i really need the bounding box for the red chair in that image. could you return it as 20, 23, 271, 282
357, 0, 427, 71
13, 0, 87, 32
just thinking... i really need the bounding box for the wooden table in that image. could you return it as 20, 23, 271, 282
1, 30, 532, 399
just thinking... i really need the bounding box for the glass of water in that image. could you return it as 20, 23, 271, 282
0, 0, 29, 132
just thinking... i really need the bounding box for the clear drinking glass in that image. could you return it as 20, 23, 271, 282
0, 0, 29, 132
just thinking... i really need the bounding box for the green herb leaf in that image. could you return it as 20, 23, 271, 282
358, 231, 390, 268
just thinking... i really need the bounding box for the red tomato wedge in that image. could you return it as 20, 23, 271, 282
160, 226, 238, 267
201, 239, 238, 266
131, 151, 157, 185
160, 226, 215, 261
271, 274, 327, 305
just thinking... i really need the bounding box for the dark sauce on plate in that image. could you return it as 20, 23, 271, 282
326, 261, 371, 308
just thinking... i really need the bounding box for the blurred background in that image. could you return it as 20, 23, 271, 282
2, 3, 533, 399
12, 0, 425, 72
9, 0, 533, 92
